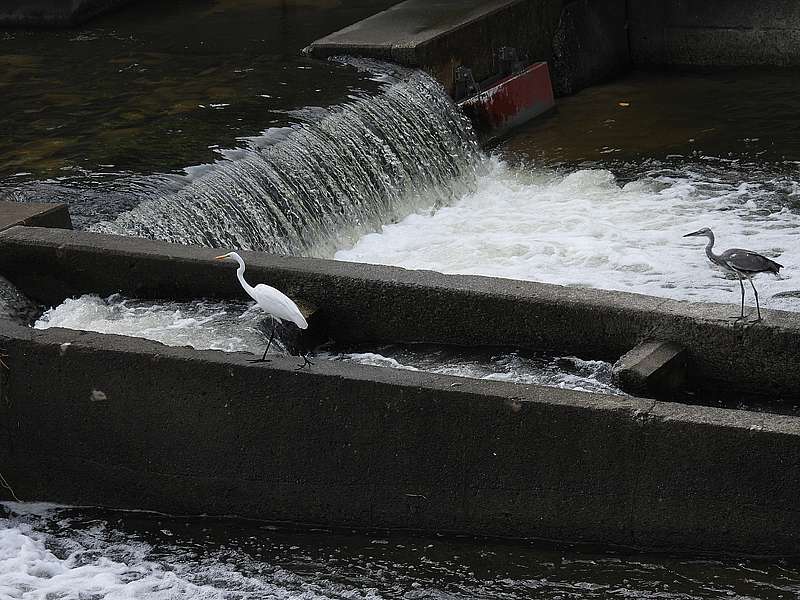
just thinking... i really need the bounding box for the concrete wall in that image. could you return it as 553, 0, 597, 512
308, 0, 800, 101
1, 226, 800, 401
3, 319, 800, 555
629, 0, 800, 66
307, 0, 565, 97
307, 0, 630, 98
551, 0, 629, 95
0, 0, 132, 26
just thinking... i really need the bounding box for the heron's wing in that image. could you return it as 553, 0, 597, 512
252, 284, 309, 329
720, 248, 782, 273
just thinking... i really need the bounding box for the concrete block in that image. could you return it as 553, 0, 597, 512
0, 201, 72, 232
612, 341, 687, 399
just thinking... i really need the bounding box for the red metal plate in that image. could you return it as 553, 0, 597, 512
459, 62, 555, 143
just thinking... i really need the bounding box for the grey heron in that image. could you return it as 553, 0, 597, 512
683, 228, 782, 322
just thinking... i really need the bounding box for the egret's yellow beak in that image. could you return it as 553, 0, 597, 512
214, 255, 226, 260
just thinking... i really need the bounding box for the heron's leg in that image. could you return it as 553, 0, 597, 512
732, 272, 746, 320
748, 278, 762, 322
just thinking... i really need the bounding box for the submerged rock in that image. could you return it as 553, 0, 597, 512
0, 276, 41, 325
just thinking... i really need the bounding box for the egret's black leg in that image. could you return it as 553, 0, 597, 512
748, 278, 762, 322
249, 315, 275, 363
296, 353, 314, 370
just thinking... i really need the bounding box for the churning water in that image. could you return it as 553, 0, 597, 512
90, 61, 480, 257
34, 294, 623, 394
4, 502, 800, 600
337, 155, 800, 313
34, 294, 278, 354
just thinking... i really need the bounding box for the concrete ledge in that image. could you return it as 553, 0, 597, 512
1, 226, 799, 399
0, 201, 72, 232
1, 319, 800, 555
305, 0, 564, 96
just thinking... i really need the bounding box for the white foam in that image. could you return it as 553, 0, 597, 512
336, 156, 800, 312
0, 521, 233, 599
0, 505, 366, 599
327, 350, 622, 396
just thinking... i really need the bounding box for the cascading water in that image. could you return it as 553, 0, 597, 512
90, 62, 481, 257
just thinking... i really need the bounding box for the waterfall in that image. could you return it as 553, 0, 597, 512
91, 62, 481, 257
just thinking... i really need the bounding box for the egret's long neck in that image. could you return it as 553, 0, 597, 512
704, 232, 720, 264
234, 255, 257, 300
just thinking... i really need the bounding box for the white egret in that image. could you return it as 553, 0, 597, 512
215, 251, 310, 365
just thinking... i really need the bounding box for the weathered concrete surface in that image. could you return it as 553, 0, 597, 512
612, 341, 688, 400
0, 0, 133, 26
0, 201, 72, 232
306, 0, 631, 98
1, 226, 800, 400
629, 0, 800, 66
305, 0, 565, 96
550, 0, 629, 96
1, 319, 800, 555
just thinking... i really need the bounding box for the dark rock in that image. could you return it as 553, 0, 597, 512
0, 275, 41, 325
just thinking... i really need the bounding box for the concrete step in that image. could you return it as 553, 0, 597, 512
0, 201, 72, 232
612, 341, 688, 399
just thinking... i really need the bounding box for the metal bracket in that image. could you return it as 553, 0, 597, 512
454, 65, 480, 101
497, 46, 528, 77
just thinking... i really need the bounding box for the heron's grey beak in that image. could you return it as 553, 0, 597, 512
683, 230, 702, 237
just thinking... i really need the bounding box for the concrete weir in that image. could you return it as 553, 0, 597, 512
2, 226, 800, 554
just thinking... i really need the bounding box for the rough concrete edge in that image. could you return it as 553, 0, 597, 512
307, 0, 529, 53
6, 318, 800, 556
0, 202, 72, 232
8, 318, 630, 412
3, 225, 799, 330
1, 305, 792, 438
3, 226, 800, 400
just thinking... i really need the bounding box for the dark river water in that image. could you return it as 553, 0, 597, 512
0, 0, 397, 226
3, 1, 800, 598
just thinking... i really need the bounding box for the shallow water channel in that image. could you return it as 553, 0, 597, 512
3, 1, 800, 597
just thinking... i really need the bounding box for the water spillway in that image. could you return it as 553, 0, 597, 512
91, 64, 480, 257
